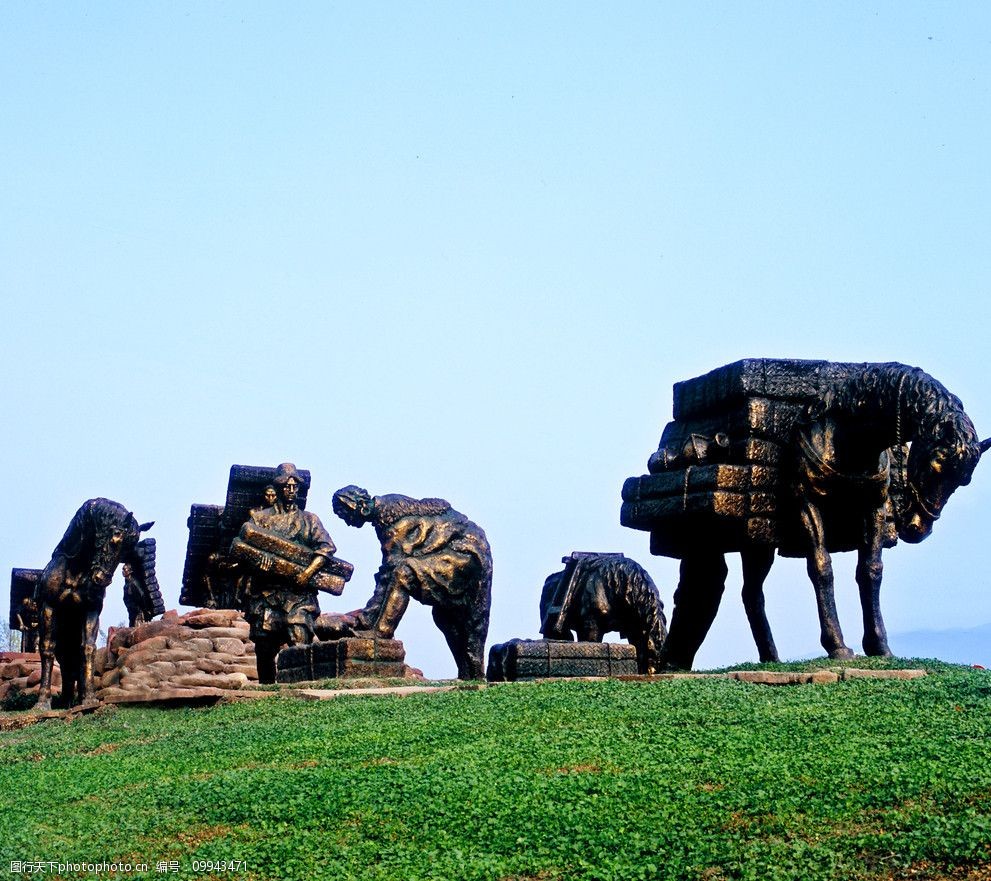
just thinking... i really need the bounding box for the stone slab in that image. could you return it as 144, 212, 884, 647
294, 685, 456, 700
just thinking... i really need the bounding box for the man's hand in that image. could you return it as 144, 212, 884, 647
296, 555, 326, 587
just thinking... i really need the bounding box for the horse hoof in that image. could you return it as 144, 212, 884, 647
828, 647, 856, 660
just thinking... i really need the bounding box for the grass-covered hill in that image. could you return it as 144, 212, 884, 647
2, 660, 990, 881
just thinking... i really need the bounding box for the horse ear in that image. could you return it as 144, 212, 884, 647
138, 521, 154, 532
980, 437, 991, 456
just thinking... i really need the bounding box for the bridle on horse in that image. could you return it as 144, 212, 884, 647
892, 371, 942, 523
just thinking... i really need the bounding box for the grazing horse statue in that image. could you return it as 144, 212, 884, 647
34, 499, 153, 710
661, 363, 990, 669
539, 552, 667, 674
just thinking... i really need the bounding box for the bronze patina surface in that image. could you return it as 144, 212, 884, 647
539, 552, 667, 675
330, 486, 492, 680
33, 499, 155, 710
623, 359, 990, 670
181, 463, 353, 683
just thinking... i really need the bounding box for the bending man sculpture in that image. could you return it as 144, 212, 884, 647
331, 486, 492, 680
239, 462, 336, 682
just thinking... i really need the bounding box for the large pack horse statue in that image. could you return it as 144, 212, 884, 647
34, 498, 154, 710
622, 360, 989, 669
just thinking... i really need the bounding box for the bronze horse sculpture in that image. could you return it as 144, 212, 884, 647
539, 552, 667, 674
649, 362, 989, 670
34, 498, 153, 710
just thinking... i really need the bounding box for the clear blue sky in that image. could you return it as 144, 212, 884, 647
3, 3, 990, 676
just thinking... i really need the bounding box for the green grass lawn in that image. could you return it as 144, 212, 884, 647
2, 661, 991, 881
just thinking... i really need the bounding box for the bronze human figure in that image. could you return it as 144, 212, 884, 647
34, 499, 154, 710
9, 569, 41, 653
237, 463, 338, 683
623, 360, 990, 669
122, 538, 165, 627
539, 552, 667, 674
331, 486, 492, 680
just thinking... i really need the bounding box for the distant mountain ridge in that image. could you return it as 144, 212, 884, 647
889, 623, 991, 668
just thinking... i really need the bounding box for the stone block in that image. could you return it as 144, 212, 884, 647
158, 648, 200, 663
730, 670, 809, 685
228, 662, 259, 679
840, 668, 926, 681
196, 658, 227, 674
129, 621, 189, 645
99, 667, 122, 688
133, 635, 171, 654
181, 609, 245, 629
212, 637, 247, 656
120, 670, 162, 689
118, 647, 166, 670
171, 672, 248, 690
191, 627, 250, 642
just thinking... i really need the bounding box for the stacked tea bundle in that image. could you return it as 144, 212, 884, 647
621, 359, 903, 557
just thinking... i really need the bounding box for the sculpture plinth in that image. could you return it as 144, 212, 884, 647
276, 638, 407, 682
487, 639, 637, 681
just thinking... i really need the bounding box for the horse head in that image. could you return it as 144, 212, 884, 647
900, 423, 991, 543
88, 507, 152, 588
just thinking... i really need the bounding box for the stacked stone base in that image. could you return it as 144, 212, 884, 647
487, 640, 638, 682
97, 608, 258, 704
276, 638, 406, 683
0, 652, 59, 703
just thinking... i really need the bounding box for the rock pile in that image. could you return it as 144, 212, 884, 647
0, 652, 58, 703
98, 608, 258, 704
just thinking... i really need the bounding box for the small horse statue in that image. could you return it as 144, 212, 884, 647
34, 499, 153, 711
540, 552, 667, 674
663, 363, 990, 669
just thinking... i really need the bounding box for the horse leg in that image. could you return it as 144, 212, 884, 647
659, 552, 728, 670
740, 545, 778, 662
577, 620, 603, 642
35, 602, 55, 712
80, 609, 101, 706
629, 628, 655, 674
858, 507, 892, 657
799, 501, 853, 659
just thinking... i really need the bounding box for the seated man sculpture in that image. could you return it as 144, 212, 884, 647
330, 486, 492, 680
